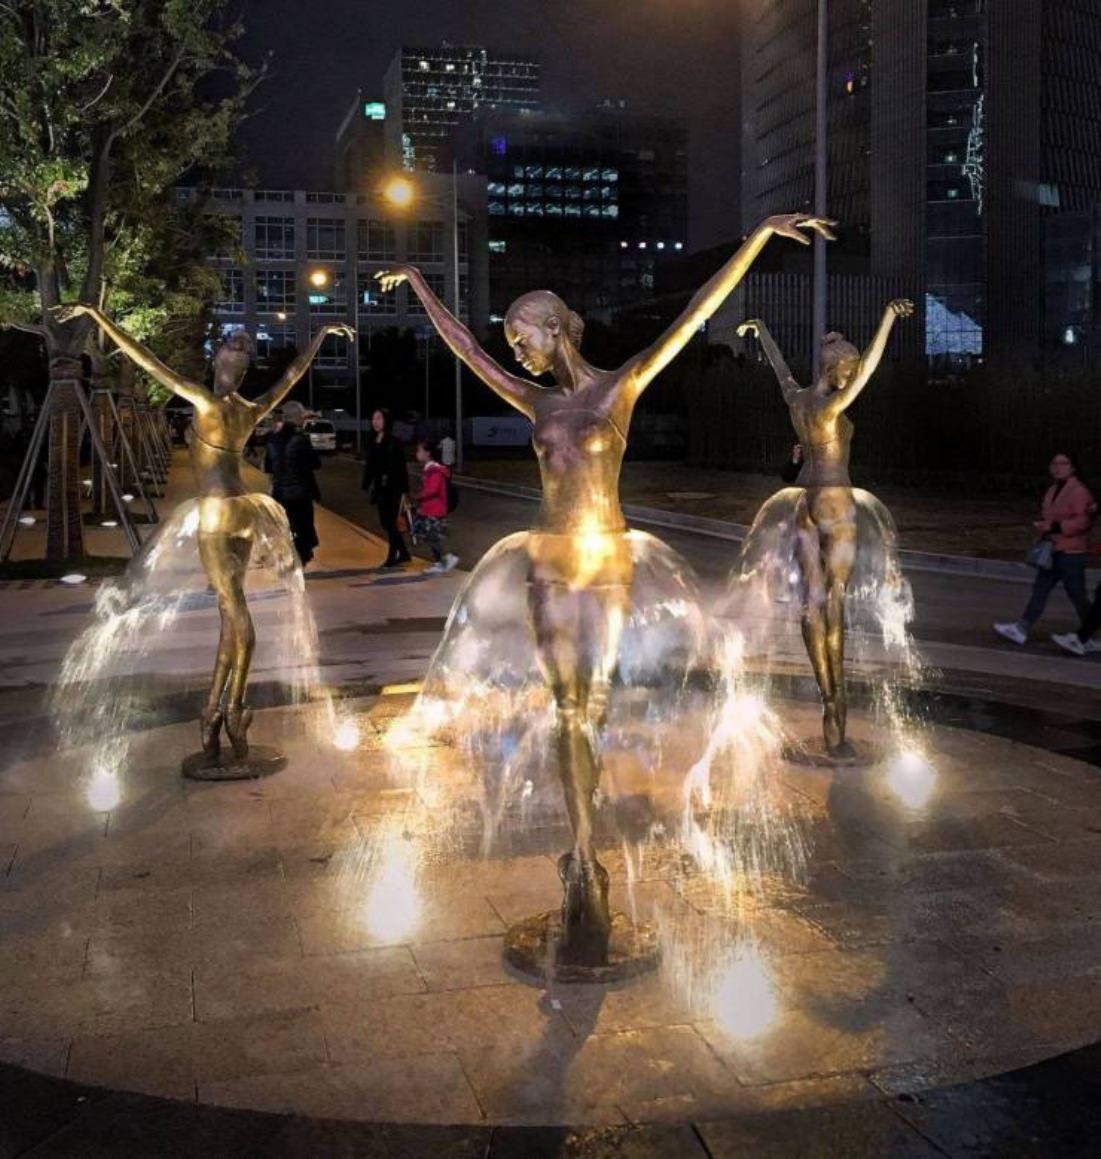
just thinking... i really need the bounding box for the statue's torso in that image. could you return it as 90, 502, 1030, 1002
188, 395, 257, 499
791, 393, 853, 489
530, 379, 628, 536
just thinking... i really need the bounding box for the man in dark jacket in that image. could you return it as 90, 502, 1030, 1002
265, 401, 321, 565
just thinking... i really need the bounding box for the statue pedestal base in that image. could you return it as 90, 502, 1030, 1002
181, 745, 286, 782
504, 909, 661, 985
782, 737, 881, 769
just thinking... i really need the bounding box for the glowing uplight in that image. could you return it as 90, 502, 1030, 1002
712, 942, 779, 1041
101, 520, 118, 528
18, 515, 35, 526
886, 748, 937, 811
363, 832, 420, 943
59, 573, 87, 585
121, 493, 134, 502
333, 718, 360, 752
86, 767, 121, 812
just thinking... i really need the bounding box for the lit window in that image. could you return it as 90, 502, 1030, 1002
418, 60, 430, 70
620, 241, 628, 249
488, 240, 507, 254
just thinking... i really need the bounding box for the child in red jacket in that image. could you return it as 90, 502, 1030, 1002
412, 440, 458, 574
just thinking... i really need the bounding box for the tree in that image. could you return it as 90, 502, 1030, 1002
0, 0, 262, 559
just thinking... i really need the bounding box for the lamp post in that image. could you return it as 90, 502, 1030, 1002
382, 168, 465, 471
307, 268, 330, 413
812, 0, 828, 375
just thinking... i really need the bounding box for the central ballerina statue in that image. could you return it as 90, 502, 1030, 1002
377, 212, 833, 974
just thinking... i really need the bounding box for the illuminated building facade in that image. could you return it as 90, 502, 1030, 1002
742, 0, 1101, 370
190, 181, 489, 410
383, 45, 541, 173
453, 104, 689, 319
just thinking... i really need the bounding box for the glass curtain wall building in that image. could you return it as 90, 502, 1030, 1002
741, 0, 1101, 371
383, 45, 541, 173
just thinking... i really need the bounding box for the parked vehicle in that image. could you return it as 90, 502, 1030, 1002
303, 418, 337, 454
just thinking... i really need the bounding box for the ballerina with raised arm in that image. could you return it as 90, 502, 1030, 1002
736, 298, 914, 759
376, 213, 834, 972
56, 304, 353, 767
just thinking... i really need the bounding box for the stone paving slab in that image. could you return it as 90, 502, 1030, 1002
0, 697, 1099, 1127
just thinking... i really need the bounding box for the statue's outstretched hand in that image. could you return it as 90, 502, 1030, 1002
888, 298, 915, 318
374, 266, 415, 293
736, 319, 763, 339
765, 213, 838, 245
51, 303, 93, 324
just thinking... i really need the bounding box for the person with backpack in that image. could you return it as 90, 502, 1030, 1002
412, 438, 459, 574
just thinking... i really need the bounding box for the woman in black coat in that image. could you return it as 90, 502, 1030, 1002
265, 401, 321, 565
361, 407, 411, 567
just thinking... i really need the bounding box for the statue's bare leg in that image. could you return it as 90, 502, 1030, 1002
795, 493, 836, 744
199, 529, 255, 759
806, 488, 857, 754
530, 580, 628, 965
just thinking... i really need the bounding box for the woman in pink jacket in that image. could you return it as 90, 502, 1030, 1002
412, 440, 459, 575
994, 452, 1096, 646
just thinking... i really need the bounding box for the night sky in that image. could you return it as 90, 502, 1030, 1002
237, 0, 743, 249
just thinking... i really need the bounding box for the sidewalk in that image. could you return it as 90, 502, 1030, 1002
462, 459, 1050, 562
0, 451, 467, 697
2, 450, 1100, 705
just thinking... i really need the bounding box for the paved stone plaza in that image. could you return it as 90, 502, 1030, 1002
1, 456, 1100, 1151
2, 692, 1100, 1125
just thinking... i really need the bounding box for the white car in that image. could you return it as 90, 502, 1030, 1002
303, 418, 337, 454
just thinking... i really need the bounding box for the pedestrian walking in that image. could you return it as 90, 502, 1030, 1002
779, 442, 804, 484
412, 439, 458, 575
361, 407, 411, 568
994, 452, 1096, 646
264, 401, 320, 565
1052, 585, 1101, 656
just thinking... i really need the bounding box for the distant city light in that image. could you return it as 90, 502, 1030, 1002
656, 242, 665, 250
308, 269, 329, 288
1065, 326, 1077, 346
620, 241, 628, 249
675, 242, 684, 250
638, 241, 647, 249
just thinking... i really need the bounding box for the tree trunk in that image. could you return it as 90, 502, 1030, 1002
45, 358, 87, 561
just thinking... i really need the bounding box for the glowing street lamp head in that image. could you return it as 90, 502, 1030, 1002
383, 176, 415, 209
308, 269, 329, 289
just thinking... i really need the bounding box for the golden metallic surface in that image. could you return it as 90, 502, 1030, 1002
739, 299, 913, 756
60, 304, 352, 762
377, 214, 828, 966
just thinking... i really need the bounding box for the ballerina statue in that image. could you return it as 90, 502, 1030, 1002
376, 212, 834, 975
736, 298, 913, 760
56, 304, 353, 773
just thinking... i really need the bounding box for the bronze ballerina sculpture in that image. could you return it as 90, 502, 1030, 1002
737, 298, 913, 758
377, 212, 835, 972
57, 304, 353, 769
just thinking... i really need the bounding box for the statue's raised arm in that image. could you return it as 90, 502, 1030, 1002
54, 304, 213, 410
737, 317, 801, 404
620, 214, 836, 398
827, 298, 914, 413
376, 266, 541, 421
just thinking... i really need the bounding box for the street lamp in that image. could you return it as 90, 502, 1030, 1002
381, 166, 465, 471
307, 269, 331, 410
